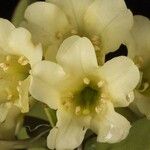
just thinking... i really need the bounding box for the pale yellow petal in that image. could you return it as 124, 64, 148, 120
84, 0, 133, 53
91, 102, 131, 143
56, 36, 98, 75
100, 56, 140, 107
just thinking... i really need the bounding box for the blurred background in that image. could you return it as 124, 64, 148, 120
0, 0, 150, 20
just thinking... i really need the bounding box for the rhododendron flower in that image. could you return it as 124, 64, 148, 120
30, 36, 140, 149
22, 0, 133, 64
0, 19, 42, 123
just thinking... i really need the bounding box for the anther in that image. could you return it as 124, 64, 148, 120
95, 106, 102, 114
75, 106, 81, 115
18, 56, 28, 65
97, 81, 104, 88
0, 63, 9, 71
83, 77, 90, 85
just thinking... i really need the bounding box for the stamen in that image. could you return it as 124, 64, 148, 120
18, 56, 28, 65
83, 77, 90, 85
95, 106, 102, 114
97, 81, 104, 88
91, 35, 100, 46
0, 63, 9, 71
75, 106, 81, 115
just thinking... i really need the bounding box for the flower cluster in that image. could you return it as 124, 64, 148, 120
0, 0, 150, 150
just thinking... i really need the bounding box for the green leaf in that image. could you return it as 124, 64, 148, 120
11, 0, 37, 27
84, 118, 150, 150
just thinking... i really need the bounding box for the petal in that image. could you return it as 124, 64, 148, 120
91, 102, 131, 143
100, 56, 140, 107
8, 27, 42, 66
30, 61, 65, 109
23, 2, 70, 48
0, 102, 12, 123
0, 19, 15, 51
134, 91, 150, 119
47, 108, 87, 149
129, 15, 150, 68
46, 0, 93, 28
84, 0, 133, 52
56, 35, 98, 75
14, 77, 30, 113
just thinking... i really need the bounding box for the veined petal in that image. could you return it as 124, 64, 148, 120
14, 77, 30, 113
46, 0, 93, 28
23, 2, 70, 48
84, 0, 133, 52
30, 61, 65, 109
56, 36, 98, 75
100, 56, 140, 107
129, 15, 150, 68
91, 102, 131, 143
47, 108, 87, 149
8, 27, 42, 66
0, 18, 15, 51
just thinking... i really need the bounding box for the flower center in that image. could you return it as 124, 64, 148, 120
62, 77, 106, 116
0, 55, 30, 102
75, 86, 100, 110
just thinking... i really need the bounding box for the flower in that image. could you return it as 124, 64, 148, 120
30, 36, 140, 149
0, 18, 42, 123
22, 0, 133, 64
127, 15, 150, 118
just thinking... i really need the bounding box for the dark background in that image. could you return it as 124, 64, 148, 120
0, 0, 150, 20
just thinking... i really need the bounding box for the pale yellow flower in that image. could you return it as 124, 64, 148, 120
22, 0, 133, 64
30, 36, 140, 149
127, 15, 150, 118
0, 19, 42, 122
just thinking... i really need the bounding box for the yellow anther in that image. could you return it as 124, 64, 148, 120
83, 77, 90, 85
75, 106, 81, 115
95, 106, 102, 114
97, 81, 104, 88
18, 56, 28, 66
0, 63, 9, 71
